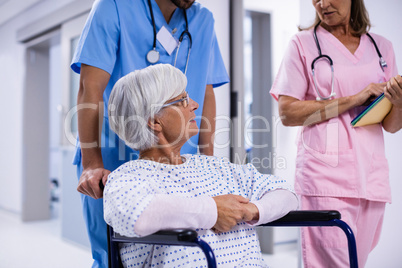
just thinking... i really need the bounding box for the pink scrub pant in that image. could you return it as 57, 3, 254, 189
300, 195, 386, 268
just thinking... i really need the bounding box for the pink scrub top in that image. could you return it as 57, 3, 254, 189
270, 26, 398, 203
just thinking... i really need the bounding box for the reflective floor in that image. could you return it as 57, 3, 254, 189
0, 208, 92, 268
262, 244, 299, 268
0, 208, 298, 268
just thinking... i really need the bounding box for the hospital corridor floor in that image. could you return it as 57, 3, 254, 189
0, 208, 298, 268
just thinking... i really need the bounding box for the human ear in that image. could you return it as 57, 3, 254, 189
148, 117, 162, 132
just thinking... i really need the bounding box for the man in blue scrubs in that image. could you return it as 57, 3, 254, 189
70, 0, 229, 266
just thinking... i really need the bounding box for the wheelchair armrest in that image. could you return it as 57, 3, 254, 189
110, 228, 198, 245
108, 226, 217, 268
261, 210, 341, 226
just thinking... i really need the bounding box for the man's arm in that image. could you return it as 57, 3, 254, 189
76, 64, 111, 199
199, 84, 215, 155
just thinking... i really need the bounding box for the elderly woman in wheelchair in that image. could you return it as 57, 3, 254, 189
104, 63, 298, 267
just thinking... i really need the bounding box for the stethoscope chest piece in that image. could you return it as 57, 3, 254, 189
147, 49, 160, 64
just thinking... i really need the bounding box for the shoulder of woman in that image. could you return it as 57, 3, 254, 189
110, 160, 152, 177
191, 154, 219, 164
293, 28, 315, 41
367, 32, 393, 47
284, 29, 315, 51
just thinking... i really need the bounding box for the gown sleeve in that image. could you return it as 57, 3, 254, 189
104, 162, 218, 237
219, 158, 298, 224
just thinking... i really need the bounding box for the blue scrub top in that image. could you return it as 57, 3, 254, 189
71, 0, 229, 165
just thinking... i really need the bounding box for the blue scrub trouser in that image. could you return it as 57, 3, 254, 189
76, 148, 137, 268
75, 116, 138, 267
77, 164, 108, 268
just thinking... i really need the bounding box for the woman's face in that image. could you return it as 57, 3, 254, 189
157, 91, 199, 147
313, 0, 352, 28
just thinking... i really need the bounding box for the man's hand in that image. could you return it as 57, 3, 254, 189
77, 167, 111, 199
212, 194, 258, 233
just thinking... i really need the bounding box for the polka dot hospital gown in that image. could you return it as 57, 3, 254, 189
104, 154, 294, 267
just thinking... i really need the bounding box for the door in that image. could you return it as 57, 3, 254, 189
22, 30, 61, 222
60, 13, 90, 247
243, 11, 273, 175
230, 1, 275, 254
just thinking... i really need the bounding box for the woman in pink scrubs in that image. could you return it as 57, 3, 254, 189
270, 0, 402, 267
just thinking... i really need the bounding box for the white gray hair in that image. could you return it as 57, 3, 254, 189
108, 64, 187, 150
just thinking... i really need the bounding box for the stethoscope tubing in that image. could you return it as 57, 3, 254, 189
312, 23, 336, 100
148, 0, 157, 50
312, 22, 386, 101
147, 0, 192, 74
366, 33, 388, 72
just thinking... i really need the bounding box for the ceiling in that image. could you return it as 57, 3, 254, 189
0, 0, 44, 26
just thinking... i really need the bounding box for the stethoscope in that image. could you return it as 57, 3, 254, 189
146, 0, 192, 75
312, 23, 387, 100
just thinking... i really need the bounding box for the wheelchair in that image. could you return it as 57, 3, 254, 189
108, 210, 358, 268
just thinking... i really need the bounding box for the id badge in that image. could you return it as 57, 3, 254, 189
156, 26, 178, 55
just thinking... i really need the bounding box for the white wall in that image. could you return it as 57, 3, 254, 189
0, 15, 23, 213
300, 1, 402, 267
198, 0, 231, 158
244, 0, 301, 188
0, 0, 75, 213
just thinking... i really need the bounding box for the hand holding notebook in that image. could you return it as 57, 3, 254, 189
351, 93, 392, 127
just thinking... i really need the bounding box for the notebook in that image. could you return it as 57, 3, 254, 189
351, 93, 392, 127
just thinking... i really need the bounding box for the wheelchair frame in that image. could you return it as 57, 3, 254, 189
108, 210, 358, 268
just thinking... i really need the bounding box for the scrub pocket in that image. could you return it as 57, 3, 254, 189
366, 154, 391, 202
296, 149, 358, 197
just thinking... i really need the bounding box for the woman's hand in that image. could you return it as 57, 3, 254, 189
242, 202, 259, 222
77, 167, 111, 199
383, 75, 402, 133
352, 82, 387, 106
384, 75, 402, 108
212, 194, 258, 233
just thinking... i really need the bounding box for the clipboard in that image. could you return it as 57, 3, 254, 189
351, 93, 392, 127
